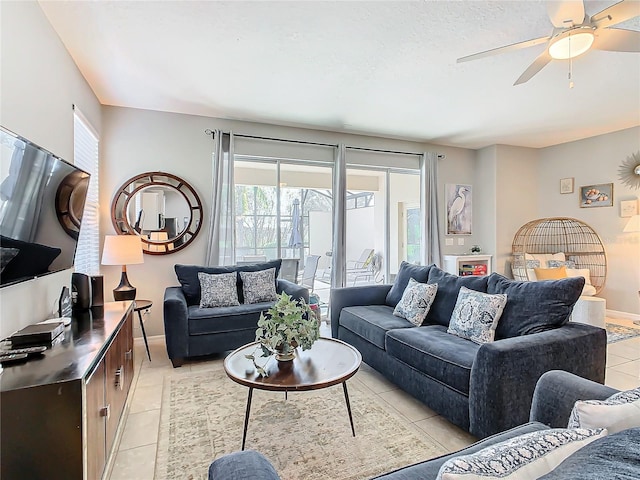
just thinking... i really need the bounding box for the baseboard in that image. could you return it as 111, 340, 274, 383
606, 309, 640, 322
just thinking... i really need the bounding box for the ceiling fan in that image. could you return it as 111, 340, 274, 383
457, 0, 640, 85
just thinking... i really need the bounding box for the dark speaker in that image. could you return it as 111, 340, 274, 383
71, 273, 92, 310
90, 275, 104, 307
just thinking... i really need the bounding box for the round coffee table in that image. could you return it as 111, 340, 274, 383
224, 338, 362, 450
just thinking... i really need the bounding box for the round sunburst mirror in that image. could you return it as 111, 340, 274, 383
619, 151, 640, 190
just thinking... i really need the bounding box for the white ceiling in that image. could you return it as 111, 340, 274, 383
39, 1, 640, 149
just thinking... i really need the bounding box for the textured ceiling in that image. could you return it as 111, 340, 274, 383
39, 1, 640, 149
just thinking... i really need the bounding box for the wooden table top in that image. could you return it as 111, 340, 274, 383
224, 338, 362, 392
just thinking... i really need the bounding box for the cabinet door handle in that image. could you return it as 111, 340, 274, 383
115, 366, 124, 390
125, 349, 133, 360
100, 404, 111, 419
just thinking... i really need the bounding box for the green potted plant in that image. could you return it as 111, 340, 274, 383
245, 292, 319, 376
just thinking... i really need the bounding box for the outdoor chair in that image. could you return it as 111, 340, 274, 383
299, 255, 320, 292
346, 248, 375, 285
278, 258, 300, 283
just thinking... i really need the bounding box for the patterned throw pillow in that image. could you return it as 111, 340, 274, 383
239, 268, 278, 304
568, 387, 640, 433
547, 259, 576, 269
447, 286, 507, 344
393, 278, 438, 326
436, 428, 607, 480
198, 272, 240, 308
525, 259, 541, 269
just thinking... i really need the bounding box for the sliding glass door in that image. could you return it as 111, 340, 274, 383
344, 166, 422, 285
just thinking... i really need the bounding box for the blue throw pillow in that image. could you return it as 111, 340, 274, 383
487, 273, 584, 339
385, 262, 433, 307
175, 259, 282, 305
424, 266, 489, 327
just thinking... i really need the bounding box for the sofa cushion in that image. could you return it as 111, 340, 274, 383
568, 386, 640, 433
385, 262, 433, 307
487, 273, 584, 339
198, 272, 240, 308
188, 302, 274, 335
340, 305, 413, 349
385, 325, 480, 395
393, 278, 438, 326
239, 268, 278, 304
425, 266, 489, 327
175, 260, 282, 305
447, 286, 507, 344
436, 427, 606, 480
538, 428, 640, 480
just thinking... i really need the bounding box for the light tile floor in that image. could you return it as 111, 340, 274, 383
108, 317, 640, 480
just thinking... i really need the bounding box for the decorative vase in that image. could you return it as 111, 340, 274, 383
275, 342, 296, 362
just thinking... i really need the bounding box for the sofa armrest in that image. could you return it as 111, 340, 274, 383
208, 451, 281, 480
469, 322, 607, 438
163, 286, 190, 365
277, 279, 309, 303
530, 370, 618, 427
330, 284, 392, 338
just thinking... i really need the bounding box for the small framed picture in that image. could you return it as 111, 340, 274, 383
560, 177, 574, 194
620, 199, 638, 218
580, 183, 613, 208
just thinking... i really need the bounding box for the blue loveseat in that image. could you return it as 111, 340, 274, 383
330, 263, 607, 439
164, 260, 308, 367
208, 371, 639, 479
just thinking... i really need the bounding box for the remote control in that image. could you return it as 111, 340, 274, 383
0, 353, 29, 364
4, 346, 47, 355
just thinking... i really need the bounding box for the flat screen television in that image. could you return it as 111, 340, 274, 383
0, 126, 90, 287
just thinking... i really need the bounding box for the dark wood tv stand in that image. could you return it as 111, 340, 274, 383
0, 302, 135, 480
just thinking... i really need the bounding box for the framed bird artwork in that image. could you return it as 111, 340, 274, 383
445, 184, 472, 235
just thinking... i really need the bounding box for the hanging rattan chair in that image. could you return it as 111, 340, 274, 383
511, 217, 607, 294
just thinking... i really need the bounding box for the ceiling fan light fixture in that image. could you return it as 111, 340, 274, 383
548, 29, 595, 60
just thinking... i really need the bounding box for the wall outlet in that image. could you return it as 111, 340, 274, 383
457, 238, 465, 246
445, 238, 454, 246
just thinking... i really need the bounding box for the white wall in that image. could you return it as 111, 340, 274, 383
537, 127, 640, 315
0, 1, 101, 339
494, 145, 539, 276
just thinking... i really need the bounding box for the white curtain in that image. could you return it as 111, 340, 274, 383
331, 144, 347, 288
205, 131, 235, 266
421, 152, 442, 267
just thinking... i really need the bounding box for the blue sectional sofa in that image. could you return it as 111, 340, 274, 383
164, 260, 308, 367
208, 371, 639, 479
330, 263, 607, 439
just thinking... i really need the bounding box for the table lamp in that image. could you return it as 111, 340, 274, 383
101, 235, 144, 301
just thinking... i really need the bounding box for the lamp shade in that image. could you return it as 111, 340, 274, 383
101, 235, 144, 265
623, 215, 640, 233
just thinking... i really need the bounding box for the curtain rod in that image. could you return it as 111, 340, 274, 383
204, 129, 336, 148
346, 145, 445, 159
204, 129, 445, 159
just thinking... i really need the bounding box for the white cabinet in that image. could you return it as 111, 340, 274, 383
443, 254, 492, 277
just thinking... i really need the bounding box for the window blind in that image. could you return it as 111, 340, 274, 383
73, 110, 100, 275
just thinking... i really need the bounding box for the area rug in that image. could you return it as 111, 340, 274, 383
155, 369, 446, 480
606, 322, 640, 343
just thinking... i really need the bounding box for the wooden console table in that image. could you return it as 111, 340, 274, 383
0, 302, 134, 480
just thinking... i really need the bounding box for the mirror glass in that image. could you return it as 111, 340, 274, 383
111, 172, 202, 255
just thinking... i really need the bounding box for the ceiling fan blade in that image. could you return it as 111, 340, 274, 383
547, 1, 586, 28
457, 36, 550, 63
590, 0, 640, 29
593, 27, 640, 51
514, 50, 553, 85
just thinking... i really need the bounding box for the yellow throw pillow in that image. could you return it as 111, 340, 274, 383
534, 265, 567, 280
